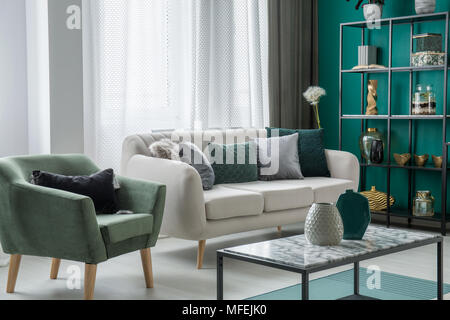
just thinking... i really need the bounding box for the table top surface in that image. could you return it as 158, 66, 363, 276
221, 226, 441, 271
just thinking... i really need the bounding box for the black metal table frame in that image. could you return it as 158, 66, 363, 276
217, 237, 443, 300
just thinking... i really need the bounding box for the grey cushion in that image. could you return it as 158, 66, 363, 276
254, 133, 304, 181
179, 142, 215, 190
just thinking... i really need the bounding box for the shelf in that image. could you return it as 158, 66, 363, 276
371, 209, 450, 222
342, 115, 447, 120
341, 12, 448, 29
341, 65, 448, 74
360, 163, 444, 172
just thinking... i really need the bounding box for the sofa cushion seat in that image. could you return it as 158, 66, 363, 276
204, 186, 264, 220
277, 177, 355, 204
223, 181, 314, 213
97, 214, 153, 244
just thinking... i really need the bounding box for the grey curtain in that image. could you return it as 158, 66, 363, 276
268, 0, 318, 129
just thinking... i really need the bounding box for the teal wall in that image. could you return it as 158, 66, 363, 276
318, 0, 450, 215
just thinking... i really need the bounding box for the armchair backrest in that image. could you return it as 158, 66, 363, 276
0, 154, 101, 185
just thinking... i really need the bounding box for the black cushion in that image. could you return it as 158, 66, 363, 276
31, 169, 119, 214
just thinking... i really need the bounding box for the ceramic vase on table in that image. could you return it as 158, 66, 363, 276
336, 190, 371, 240
415, 0, 436, 14
305, 203, 344, 246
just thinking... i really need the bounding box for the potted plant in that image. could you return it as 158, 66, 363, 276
347, 0, 385, 21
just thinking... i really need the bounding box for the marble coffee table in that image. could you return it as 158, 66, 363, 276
217, 226, 443, 300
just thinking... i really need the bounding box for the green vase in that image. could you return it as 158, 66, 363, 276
336, 190, 371, 240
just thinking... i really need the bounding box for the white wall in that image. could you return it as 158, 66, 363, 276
0, 0, 29, 157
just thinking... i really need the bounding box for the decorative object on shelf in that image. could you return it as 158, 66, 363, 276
352, 64, 387, 70
346, 0, 385, 21
413, 191, 435, 217
336, 190, 371, 240
366, 80, 378, 115
360, 186, 395, 212
415, 0, 436, 14
412, 84, 436, 115
414, 154, 429, 167
358, 45, 377, 66
394, 153, 412, 166
414, 33, 442, 52
411, 51, 445, 67
359, 128, 385, 163
303, 86, 326, 129
305, 203, 344, 246
370, 139, 384, 164
432, 155, 443, 168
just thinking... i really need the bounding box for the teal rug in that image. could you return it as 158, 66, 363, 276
248, 268, 450, 300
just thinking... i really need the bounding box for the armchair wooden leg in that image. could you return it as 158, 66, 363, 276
277, 226, 282, 233
197, 240, 206, 269
50, 258, 61, 279
140, 248, 154, 288
6, 255, 22, 293
84, 264, 97, 300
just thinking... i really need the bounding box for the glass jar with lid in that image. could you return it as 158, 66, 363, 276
412, 84, 436, 115
412, 191, 435, 217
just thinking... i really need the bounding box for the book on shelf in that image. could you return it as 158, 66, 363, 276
352, 64, 387, 70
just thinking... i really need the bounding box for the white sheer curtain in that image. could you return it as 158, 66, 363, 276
83, 0, 269, 170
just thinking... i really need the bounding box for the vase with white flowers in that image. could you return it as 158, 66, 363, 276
303, 86, 326, 129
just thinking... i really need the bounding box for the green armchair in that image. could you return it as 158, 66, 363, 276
0, 154, 166, 300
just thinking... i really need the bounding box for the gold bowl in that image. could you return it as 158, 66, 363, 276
393, 153, 411, 166
414, 154, 429, 167
432, 155, 443, 168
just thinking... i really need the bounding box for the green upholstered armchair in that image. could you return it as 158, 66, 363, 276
0, 154, 166, 300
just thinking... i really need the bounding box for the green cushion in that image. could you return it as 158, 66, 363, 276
209, 142, 258, 185
266, 128, 330, 177
97, 213, 153, 244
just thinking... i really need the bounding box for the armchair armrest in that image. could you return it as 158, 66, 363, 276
125, 155, 206, 240
9, 183, 107, 264
116, 176, 166, 247
325, 150, 360, 191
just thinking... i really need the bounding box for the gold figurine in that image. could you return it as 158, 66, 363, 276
366, 80, 378, 115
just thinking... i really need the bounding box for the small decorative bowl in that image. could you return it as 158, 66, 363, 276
394, 153, 411, 166
414, 154, 429, 167
432, 155, 443, 168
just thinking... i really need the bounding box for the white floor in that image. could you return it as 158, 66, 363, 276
0, 223, 449, 300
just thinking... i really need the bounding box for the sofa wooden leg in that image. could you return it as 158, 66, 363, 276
6, 255, 22, 293
197, 240, 206, 269
277, 226, 282, 233
50, 258, 61, 280
84, 264, 97, 300
140, 248, 154, 288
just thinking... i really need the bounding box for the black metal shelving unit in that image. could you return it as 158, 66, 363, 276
339, 12, 449, 235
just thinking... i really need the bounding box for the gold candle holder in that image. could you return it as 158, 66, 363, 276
432, 155, 443, 168
414, 154, 429, 167
393, 153, 411, 166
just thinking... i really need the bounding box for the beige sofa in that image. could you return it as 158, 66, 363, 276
121, 129, 360, 268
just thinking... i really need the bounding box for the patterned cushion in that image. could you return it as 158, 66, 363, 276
267, 128, 330, 177
208, 142, 258, 185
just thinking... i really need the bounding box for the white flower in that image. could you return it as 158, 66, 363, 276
303, 86, 326, 105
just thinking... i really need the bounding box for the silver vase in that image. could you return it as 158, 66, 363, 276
305, 203, 344, 246
415, 0, 436, 14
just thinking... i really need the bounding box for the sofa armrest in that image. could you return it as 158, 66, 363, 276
9, 183, 107, 264
325, 150, 360, 191
125, 155, 206, 240
116, 176, 166, 247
